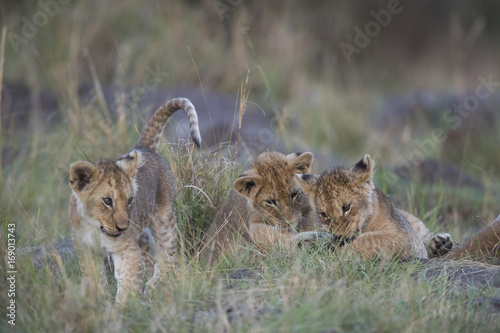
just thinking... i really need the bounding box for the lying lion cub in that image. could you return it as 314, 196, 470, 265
201, 151, 324, 265
297, 154, 453, 260
444, 214, 500, 261
69, 98, 201, 303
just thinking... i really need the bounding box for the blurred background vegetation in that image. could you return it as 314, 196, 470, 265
1, 2, 500, 331
1, 0, 500, 245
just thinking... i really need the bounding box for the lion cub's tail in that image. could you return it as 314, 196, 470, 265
136, 97, 202, 152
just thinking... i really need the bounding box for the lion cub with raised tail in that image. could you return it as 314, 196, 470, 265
297, 154, 453, 261
201, 151, 324, 265
69, 98, 201, 303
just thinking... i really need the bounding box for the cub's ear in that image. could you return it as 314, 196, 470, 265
115, 149, 142, 178
352, 154, 373, 184
233, 172, 262, 198
287, 152, 313, 174
69, 161, 98, 192
296, 174, 319, 198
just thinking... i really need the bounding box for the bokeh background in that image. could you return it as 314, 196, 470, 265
1, 0, 500, 244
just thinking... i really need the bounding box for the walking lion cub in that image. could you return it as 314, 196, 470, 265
69, 98, 201, 303
297, 154, 453, 260
201, 151, 324, 265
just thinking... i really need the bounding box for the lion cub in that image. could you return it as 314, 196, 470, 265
201, 151, 323, 264
69, 98, 201, 303
297, 154, 453, 260
444, 215, 500, 261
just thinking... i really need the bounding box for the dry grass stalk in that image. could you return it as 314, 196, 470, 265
0, 26, 6, 182
235, 70, 250, 163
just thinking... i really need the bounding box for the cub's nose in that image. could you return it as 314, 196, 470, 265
115, 221, 129, 232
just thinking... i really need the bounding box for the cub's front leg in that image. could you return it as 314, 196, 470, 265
338, 230, 413, 260
290, 231, 333, 249
72, 230, 108, 297
249, 222, 295, 248
111, 236, 143, 304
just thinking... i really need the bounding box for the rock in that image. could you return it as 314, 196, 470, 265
0, 81, 60, 127
394, 158, 485, 190
468, 297, 500, 312
223, 268, 263, 290
422, 260, 500, 289
2, 81, 280, 161
19, 236, 76, 272
375, 89, 500, 138
3, 81, 347, 167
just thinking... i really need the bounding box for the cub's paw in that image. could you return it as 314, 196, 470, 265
143, 277, 159, 299
292, 231, 332, 249
138, 227, 156, 255
143, 276, 173, 303
427, 233, 454, 258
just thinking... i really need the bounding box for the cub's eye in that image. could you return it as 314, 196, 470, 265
103, 198, 113, 207
127, 197, 134, 206
265, 199, 277, 206
342, 204, 351, 214
290, 191, 299, 201
319, 212, 328, 219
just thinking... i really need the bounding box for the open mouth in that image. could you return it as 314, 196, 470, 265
332, 229, 360, 247
100, 226, 122, 238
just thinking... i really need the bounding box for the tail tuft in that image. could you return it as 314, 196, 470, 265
136, 98, 202, 152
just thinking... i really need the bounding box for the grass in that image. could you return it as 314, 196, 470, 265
2, 235, 500, 332
1, 125, 499, 331
1, 1, 500, 332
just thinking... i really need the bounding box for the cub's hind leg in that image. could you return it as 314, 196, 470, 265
398, 209, 454, 258
138, 227, 156, 274
145, 210, 178, 292
427, 233, 454, 258
399, 210, 432, 244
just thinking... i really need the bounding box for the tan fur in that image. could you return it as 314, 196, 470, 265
69, 98, 201, 303
200, 151, 323, 265
298, 154, 453, 261
444, 215, 500, 261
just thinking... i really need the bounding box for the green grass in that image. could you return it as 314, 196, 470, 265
1, 111, 499, 332
2, 113, 498, 331
2, 2, 500, 332
2, 236, 500, 332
